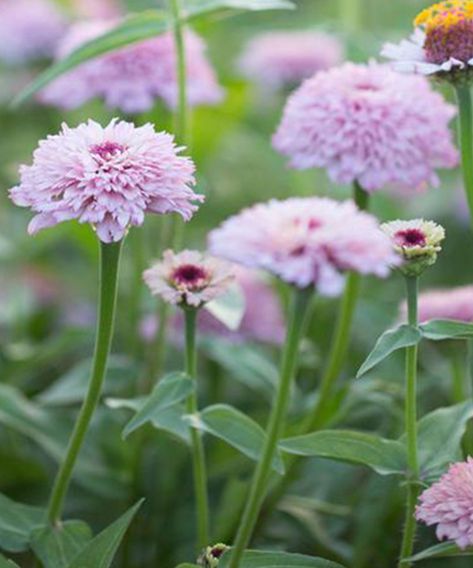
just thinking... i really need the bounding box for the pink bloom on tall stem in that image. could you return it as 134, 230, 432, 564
416, 457, 473, 549
238, 30, 344, 90
273, 62, 458, 193
10, 119, 202, 243
39, 20, 224, 113
400, 285, 473, 323
208, 197, 399, 297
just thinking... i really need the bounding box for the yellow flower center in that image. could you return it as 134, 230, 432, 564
414, 1, 473, 32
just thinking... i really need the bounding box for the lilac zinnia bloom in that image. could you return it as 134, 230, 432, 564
238, 30, 344, 90
416, 457, 473, 549
208, 197, 399, 297
400, 285, 473, 323
0, 0, 66, 65
10, 119, 202, 243
273, 62, 458, 193
39, 20, 224, 114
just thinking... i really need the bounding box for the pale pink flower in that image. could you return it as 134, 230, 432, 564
416, 457, 473, 549
72, 0, 122, 19
208, 197, 399, 297
400, 285, 473, 323
273, 62, 458, 193
0, 0, 66, 65
143, 250, 234, 308
39, 20, 224, 113
381, 219, 445, 260
238, 30, 344, 90
10, 119, 201, 243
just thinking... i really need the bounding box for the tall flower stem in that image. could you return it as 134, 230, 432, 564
455, 85, 473, 228
47, 240, 123, 525
228, 287, 313, 568
185, 308, 210, 550
399, 276, 420, 567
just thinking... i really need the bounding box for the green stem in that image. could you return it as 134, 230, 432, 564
450, 344, 467, 404
399, 276, 420, 567
47, 240, 123, 525
228, 287, 313, 568
339, 0, 362, 34
185, 308, 210, 550
455, 85, 473, 228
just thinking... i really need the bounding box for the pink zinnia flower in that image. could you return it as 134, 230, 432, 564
143, 250, 234, 308
72, 0, 121, 19
0, 0, 66, 65
273, 62, 458, 193
208, 197, 399, 297
400, 285, 473, 324
416, 457, 473, 549
238, 30, 344, 90
39, 20, 224, 113
10, 119, 202, 243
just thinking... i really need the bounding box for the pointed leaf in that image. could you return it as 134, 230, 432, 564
279, 430, 406, 476
204, 283, 245, 331
220, 550, 345, 568
420, 319, 473, 341
31, 521, 92, 568
357, 325, 422, 378
409, 542, 473, 561
186, 404, 285, 474
0, 493, 45, 552
67, 500, 143, 568
123, 372, 193, 438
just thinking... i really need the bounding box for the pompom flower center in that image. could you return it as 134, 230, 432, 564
171, 264, 210, 290
90, 141, 126, 160
394, 228, 427, 248
415, 1, 473, 64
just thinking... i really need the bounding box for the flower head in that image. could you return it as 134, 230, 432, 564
238, 30, 344, 90
0, 0, 66, 65
381, 219, 445, 275
382, 1, 473, 79
416, 457, 473, 549
208, 197, 399, 297
143, 250, 234, 308
400, 284, 473, 323
40, 21, 224, 113
198, 543, 230, 568
273, 62, 458, 193
10, 119, 202, 243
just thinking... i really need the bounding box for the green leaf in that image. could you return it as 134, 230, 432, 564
31, 521, 92, 568
420, 319, 473, 341
67, 500, 143, 568
279, 430, 406, 476
357, 325, 422, 378
123, 372, 193, 438
219, 550, 345, 568
408, 542, 473, 561
0, 493, 45, 552
186, 404, 285, 474
205, 283, 245, 331
183, 0, 295, 17
0, 554, 20, 567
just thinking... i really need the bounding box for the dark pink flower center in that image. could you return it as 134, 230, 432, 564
394, 228, 427, 248
90, 141, 126, 159
172, 264, 209, 289
424, 20, 473, 64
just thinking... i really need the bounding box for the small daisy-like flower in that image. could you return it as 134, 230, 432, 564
416, 457, 473, 549
238, 30, 344, 90
381, 219, 445, 275
400, 284, 473, 323
208, 197, 399, 297
382, 0, 473, 79
9, 119, 202, 243
198, 543, 230, 568
143, 250, 234, 308
273, 62, 458, 193
39, 20, 224, 114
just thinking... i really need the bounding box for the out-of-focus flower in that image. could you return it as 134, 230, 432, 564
416, 457, 473, 549
382, 1, 473, 80
238, 30, 344, 90
72, 0, 122, 19
39, 20, 224, 113
10, 119, 201, 243
400, 284, 473, 323
0, 0, 66, 65
273, 62, 458, 193
208, 197, 398, 297
143, 250, 234, 308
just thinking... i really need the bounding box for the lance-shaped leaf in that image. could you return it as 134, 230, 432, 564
279, 430, 406, 476
357, 325, 422, 378
31, 521, 92, 568
0, 493, 45, 552
408, 542, 473, 562
420, 319, 473, 341
219, 550, 345, 568
183, 0, 295, 18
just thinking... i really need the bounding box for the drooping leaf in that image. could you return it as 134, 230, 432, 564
408, 542, 473, 561
279, 430, 406, 476
67, 500, 143, 568
0, 493, 45, 552
204, 283, 245, 331
123, 372, 193, 438
357, 325, 422, 378
31, 521, 92, 568
186, 404, 284, 474
219, 549, 345, 568
420, 319, 473, 341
